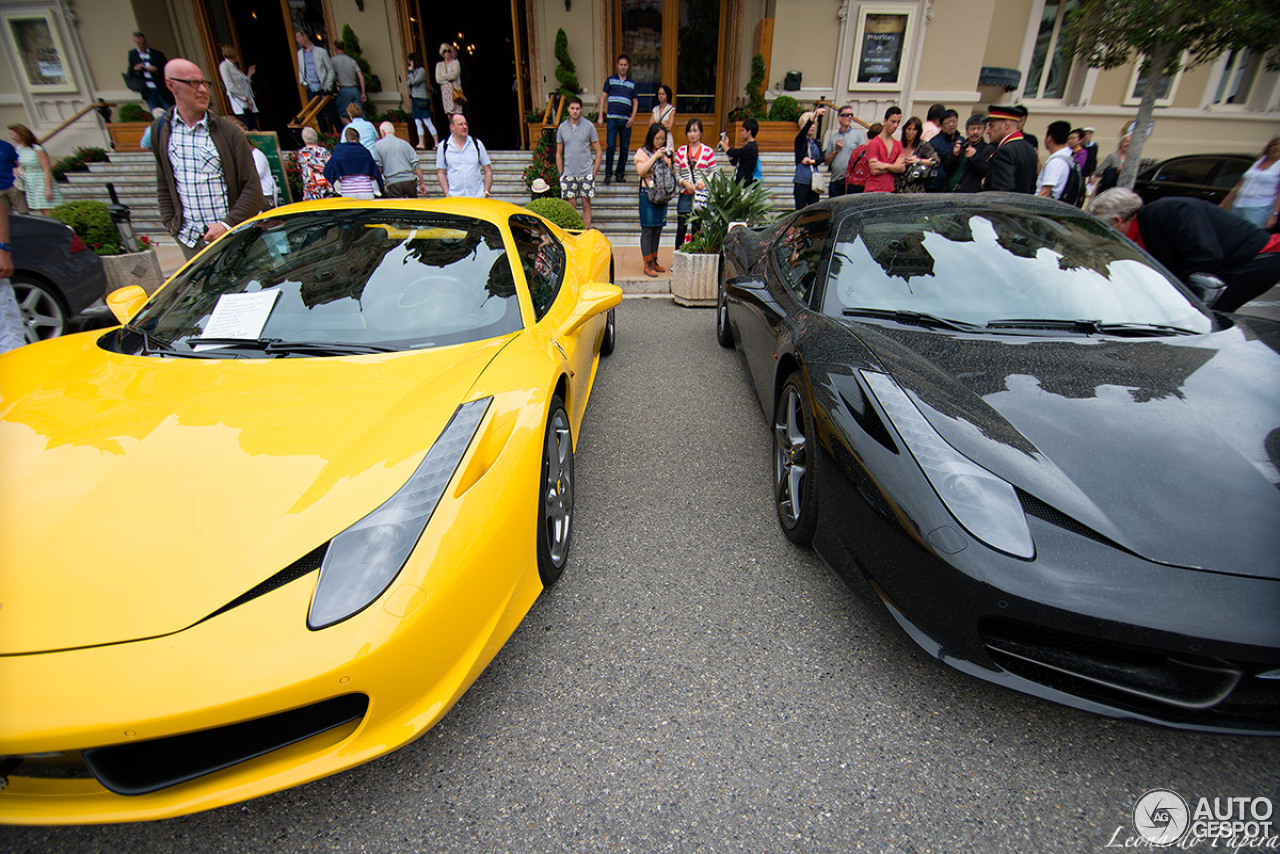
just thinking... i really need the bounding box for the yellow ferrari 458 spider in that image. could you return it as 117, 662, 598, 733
0, 198, 621, 824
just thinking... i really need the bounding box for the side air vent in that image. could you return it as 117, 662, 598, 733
202, 543, 329, 622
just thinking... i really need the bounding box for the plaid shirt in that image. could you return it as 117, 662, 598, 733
167, 111, 229, 248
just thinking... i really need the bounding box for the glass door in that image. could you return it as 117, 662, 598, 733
615, 0, 726, 147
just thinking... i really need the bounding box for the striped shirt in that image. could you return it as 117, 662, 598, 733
675, 143, 717, 208
602, 75, 636, 120
167, 111, 229, 249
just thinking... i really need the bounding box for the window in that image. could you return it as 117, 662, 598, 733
509, 215, 566, 319
772, 211, 831, 302
1022, 0, 1078, 101
1124, 56, 1184, 106
1211, 48, 1262, 106
1150, 157, 1219, 186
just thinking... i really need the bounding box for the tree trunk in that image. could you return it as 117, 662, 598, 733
1119, 41, 1174, 189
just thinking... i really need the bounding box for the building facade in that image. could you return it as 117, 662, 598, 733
1, 0, 1277, 159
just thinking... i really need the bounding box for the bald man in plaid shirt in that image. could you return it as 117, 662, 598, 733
152, 57, 262, 260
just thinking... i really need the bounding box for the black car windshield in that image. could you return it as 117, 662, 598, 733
822, 209, 1211, 334
123, 210, 523, 356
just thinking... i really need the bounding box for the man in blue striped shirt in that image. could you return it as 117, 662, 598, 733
598, 55, 637, 184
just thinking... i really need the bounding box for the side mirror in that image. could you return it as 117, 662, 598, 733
106, 286, 148, 324
1185, 273, 1226, 308
563, 282, 623, 334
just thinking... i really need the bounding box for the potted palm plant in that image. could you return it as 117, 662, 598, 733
671, 170, 774, 306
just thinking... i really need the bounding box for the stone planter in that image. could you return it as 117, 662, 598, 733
671, 251, 719, 307
107, 122, 150, 153
101, 248, 165, 296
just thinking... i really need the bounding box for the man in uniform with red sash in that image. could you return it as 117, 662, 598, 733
982, 105, 1037, 194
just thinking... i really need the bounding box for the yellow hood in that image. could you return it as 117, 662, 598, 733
0, 334, 513, 654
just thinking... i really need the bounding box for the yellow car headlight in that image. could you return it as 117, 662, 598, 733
307, 397, 492, 629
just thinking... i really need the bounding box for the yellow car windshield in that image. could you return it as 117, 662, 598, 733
123, 211, 523, 355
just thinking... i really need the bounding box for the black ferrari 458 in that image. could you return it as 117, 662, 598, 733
717, 192, 1280, 734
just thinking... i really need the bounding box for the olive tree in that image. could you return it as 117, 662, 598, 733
1061, 0, 1280, 188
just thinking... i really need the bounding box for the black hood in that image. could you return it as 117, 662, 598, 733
845, 318, 1280, 579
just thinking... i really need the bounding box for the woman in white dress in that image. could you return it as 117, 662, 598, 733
219, 44, 258, 130
650, 84, 675, 135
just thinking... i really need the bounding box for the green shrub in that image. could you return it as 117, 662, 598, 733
768, 95, 802, 123
51, 200, 122, 255
117, 102, 152, 123
51, 146, 111, 182
553, 28, 579, 96
525, 197, 584, 230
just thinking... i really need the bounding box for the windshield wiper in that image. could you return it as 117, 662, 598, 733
263, 340, 395, 356
123, 323, 206, 358
188, 337, 394, 356
1092, 322, 1199, 337
986, 318, 1104, 333
842, 308, 979, 332
985, 319, 1198, 337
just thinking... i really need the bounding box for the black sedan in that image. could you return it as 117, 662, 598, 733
1133, 153, 1254, 205
716, 193, 1280, 734
9, 213, 106, 341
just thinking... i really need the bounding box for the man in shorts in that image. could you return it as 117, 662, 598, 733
556, 96, 602, 228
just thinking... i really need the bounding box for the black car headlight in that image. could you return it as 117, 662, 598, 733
861, 371, 1034, 559
308, 397, 492, 629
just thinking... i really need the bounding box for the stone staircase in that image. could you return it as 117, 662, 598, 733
61, 150, 807, 247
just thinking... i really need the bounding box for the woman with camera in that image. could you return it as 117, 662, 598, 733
635, 123, 677, 277
894, 116, 939, 194
793, 107, 826, 209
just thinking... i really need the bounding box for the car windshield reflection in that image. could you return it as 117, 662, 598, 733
823, 210, 1212, 335
110, 211, 524, 357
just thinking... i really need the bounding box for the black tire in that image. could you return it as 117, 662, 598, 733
536, 395, 574, 586
600, 307, 616, 356
10, 274, 68, 342
773, 372, 819, 546
715, 262, 733, 348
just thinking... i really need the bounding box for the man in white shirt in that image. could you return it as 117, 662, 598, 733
1037, 120, 1076, 201
436, 113, 493, 198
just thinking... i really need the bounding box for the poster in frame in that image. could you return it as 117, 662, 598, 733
3, 9, 76, 94
850, 6, 914, 91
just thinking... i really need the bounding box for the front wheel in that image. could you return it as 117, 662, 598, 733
773, 373, 819, 546
537, 395, 574, 586
600, 307, 616, 356
11, 275, 67, 342
715, 263, 733, 348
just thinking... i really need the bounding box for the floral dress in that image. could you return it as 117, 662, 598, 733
297, 144, 333, 200
435, 59, 461, 114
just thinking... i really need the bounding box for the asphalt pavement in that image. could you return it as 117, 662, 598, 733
8, 298, 1278, 853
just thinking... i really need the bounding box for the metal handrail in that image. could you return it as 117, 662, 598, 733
36, 101, 129, 146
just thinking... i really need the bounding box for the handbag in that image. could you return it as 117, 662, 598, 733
646, 154, 678, 204
452, 83, 467, 105
810, 169, 825, 195
905, 159, 937, 183
123, 71, 143, 93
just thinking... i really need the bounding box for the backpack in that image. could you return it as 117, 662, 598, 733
846, 142, 871, 188
1059, 161, 1084, 207
646, 154, 678, 204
